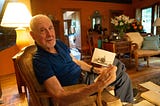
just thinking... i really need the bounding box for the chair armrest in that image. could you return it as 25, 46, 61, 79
141, 33, 154, 37
37, 84, 120, 105
146, 33, 154, 36
131, 43, 139, 50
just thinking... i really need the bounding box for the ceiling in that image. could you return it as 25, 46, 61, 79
81, 0, 132, 4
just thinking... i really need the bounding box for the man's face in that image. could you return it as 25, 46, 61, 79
30, 17, 56, 49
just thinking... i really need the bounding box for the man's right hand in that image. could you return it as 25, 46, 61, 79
95, 65, 117, 90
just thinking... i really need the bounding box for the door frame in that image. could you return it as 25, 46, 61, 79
61, 8, 81, 49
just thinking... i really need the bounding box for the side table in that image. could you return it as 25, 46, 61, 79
103, 41, 132, 61
12, 51, 27, 94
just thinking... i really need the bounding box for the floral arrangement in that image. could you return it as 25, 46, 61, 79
111, 14, 134, 36
128, 19, 143, 32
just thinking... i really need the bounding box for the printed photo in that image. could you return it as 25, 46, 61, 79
91, 48, 116, 66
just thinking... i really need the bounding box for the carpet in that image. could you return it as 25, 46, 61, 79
124, 57, 160, 103
125, 57, 160, 86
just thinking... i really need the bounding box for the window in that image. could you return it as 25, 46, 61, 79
142, 7, 152, 33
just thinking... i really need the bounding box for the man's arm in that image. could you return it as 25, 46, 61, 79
43, 66, 117, 105
70, 53, 93, 72
70, 53, 111, 74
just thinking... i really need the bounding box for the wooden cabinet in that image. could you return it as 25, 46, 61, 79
103, 41, 132, 59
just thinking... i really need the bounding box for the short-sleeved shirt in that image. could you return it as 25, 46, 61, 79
33, 40, 81, 86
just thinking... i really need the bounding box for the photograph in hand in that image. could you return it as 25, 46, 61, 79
91, 48, 116, 66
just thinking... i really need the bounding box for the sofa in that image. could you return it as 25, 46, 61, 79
126, 32, 160, 70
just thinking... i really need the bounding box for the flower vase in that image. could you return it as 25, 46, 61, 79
118, 29, 125, 40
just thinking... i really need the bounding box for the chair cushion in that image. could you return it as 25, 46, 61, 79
126, 32, 144, 49
135, 49, 160, 57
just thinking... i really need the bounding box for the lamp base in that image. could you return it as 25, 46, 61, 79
15, 27, 34, 50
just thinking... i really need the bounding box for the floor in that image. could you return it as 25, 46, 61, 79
125, 57, 160, 87
0, 74, 27, 106
0, 57, 160, 105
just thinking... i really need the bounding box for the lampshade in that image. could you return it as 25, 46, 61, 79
0, 2, 34, 50
153, 18, 160, 26
1, 2, 32, 27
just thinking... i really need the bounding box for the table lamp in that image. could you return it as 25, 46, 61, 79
153, 18, 160, 35
0, 2, 34, 50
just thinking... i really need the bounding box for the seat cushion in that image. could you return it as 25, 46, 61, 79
126, 32, 144, 49
135, 49, 160, 57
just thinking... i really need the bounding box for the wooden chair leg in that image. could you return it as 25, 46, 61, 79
146, 56, 149, 67
135, 57, 139, 71
97, 89, 103, 106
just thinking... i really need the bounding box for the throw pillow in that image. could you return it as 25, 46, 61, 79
144, 35, 160, 47
142, 39, 159, 50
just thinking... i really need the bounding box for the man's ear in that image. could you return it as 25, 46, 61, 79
30, 31, 35, 40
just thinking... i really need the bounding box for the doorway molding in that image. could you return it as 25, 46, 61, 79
61, 8, 82, 49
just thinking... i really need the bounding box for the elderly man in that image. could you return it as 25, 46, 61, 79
29, 14, 133, 105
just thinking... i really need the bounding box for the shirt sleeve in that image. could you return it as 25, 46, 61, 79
33, 57, 55, 84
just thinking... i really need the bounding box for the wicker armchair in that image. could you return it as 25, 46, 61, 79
15, 45, 121, 106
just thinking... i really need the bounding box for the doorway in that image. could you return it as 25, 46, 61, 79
62, 9, 81, 50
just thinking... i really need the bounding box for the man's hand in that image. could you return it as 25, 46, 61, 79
93, 64, 113, 74
95, 65, 117, 90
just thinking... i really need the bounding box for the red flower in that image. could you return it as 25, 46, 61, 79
128, 19, 143, 32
